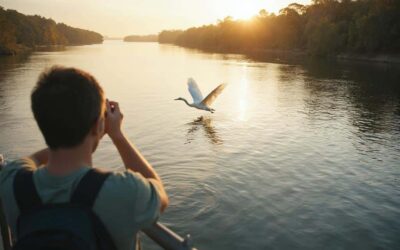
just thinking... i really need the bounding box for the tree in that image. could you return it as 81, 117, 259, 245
0, 6, 103, 55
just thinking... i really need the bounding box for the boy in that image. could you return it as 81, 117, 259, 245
0, 66, 169, 250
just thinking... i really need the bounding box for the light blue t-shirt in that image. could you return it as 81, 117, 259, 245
0, 158, 161, 250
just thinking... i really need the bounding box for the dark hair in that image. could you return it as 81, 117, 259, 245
31, 66, 105, 149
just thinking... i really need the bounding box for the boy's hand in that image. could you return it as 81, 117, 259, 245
105, 99, 124, 141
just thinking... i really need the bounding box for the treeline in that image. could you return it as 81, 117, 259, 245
0, 6, 103, 55
124, 34, 158, 42
158, 30, 183, 44
158, 0, 400, 56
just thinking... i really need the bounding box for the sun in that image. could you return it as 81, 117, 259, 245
218, 0, 305, 20
229, 3, 260, 20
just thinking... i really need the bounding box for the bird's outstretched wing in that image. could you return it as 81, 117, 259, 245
187, 78, 204, 104
201, 83, 226, 107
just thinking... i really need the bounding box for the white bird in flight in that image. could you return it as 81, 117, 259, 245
175, 78, 226, 113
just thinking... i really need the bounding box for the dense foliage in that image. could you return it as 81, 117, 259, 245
158, 30, 183, 44
0, 6, 103, 55
159, 0, 400, 56
123, 34, 158, 42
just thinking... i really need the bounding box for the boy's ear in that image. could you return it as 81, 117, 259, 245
99, 116, 105, 136
91, 117, 105, 136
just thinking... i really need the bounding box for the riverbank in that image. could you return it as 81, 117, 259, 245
123, 34, 157, 42
250, 49, 400, 64
0, 41, 103, 57
0, 44, 31, 56
163, 43, 400, 65
0, 43, 104, 56
336, 53, 400, 64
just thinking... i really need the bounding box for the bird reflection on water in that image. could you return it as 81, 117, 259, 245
186, 116, 222, 145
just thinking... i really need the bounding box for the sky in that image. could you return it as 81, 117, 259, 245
0, 0, 311, 37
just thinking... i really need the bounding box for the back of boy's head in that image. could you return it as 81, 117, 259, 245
31, 66, 105, 150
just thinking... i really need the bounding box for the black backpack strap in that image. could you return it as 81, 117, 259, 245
70, 168, 117, 250
13, 168, 42, 212
71, 168, 110, 207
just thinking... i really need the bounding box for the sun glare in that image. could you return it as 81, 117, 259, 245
230, 3, 260, 20
219, 0, 309, 21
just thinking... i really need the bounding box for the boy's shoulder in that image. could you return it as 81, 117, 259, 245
0, 157, 36, 185
100, 168, 161, 206
95, 168, 161, 227
103, 169, 150, 189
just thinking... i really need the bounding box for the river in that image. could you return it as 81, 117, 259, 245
0, 41, 399, 249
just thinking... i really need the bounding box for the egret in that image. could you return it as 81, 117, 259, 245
175, 78, 226, 113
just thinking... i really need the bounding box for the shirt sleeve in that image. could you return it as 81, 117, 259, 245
132, 173, 162, 228
97, 169, 161, 231
0, 157, 37, 239
0, 157, 37, 186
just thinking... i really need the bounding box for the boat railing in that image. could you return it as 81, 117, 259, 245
0, 154, 197, 250
143, 222, 195, 250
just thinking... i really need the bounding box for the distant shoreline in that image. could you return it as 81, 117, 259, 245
124, 40, 158, 43
161, 43, 400, 65
335, 53, 400, 64
249, 48, 400, 64
0, 41, 103, 56
123, 34, 158, 43
0, 43, 103, 56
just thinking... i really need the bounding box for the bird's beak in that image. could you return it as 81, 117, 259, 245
174, 98, 179, 101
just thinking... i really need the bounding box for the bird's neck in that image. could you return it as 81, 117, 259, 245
181, 98, 192, 107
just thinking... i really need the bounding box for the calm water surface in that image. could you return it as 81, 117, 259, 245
0, 41, 400, 250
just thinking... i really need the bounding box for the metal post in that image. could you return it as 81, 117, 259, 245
143, 222, 197, 250
0, 199, 11, 250
0, 155, 12, 250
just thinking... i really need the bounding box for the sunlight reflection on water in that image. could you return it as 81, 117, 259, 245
238, 66, 248, 122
